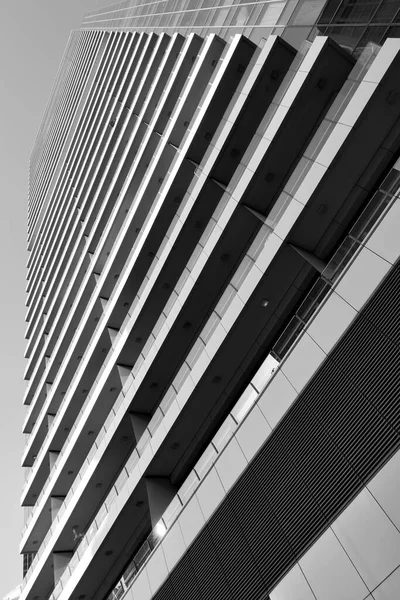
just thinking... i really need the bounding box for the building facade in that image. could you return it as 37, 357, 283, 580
22, 2, 400, 600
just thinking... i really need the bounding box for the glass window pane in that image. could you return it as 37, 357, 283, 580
332, 0, 382, 24
246, 2, 265, 27
393, 7, 400, 22
289, 0, 327, 26
256, 1, 286, 26
277, 0, 299, 26
209, 6, 230, 27
180, 10, 196, 26
282, 25, 312, 48
372, 0, 400, 22
193, 8, 213, 26
230, 4, 255, 26
222, 6, 238, 27
324, 24, 367, 53
225, 26, 243, 40
318, 0, 343, 24
250, 26, 273, 45
353, 24, 388, 56
202, 0, 219, 8
382, 25, 400, 40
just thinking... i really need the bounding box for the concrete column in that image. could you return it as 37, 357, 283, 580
145, 477, 177, 527
53, 552, 73, 584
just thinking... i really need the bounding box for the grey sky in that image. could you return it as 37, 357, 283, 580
0, 0, 112, 595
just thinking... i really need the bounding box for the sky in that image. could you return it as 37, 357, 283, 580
0, 0, 113, 596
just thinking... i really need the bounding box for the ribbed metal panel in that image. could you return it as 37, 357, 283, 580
169, 555, 202, 600
185, 528, 233, 600
362, 264, 400, 349
252, 431, 327, 560
207, 500, 265, 600
154, 261, 400, 600
153, 579, 175, 600
230, 468, 295, 588
278, 400, 360, 528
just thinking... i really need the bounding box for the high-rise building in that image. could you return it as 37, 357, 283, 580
22, 2, 400, 600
